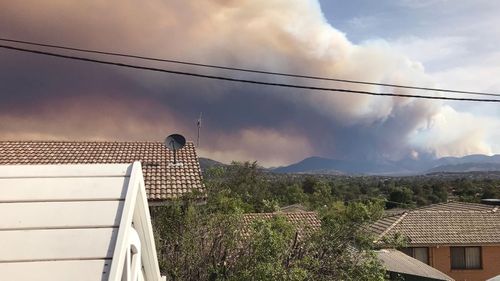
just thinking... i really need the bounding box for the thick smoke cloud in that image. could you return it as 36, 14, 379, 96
0, 0, 495, 166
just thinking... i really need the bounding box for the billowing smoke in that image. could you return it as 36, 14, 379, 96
0, 0, 497, 166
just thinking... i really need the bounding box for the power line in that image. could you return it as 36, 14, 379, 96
1, 37, 500, 98
1, 43, 500, 103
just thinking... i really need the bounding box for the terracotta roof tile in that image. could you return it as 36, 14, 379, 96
0, 141, 205, 201
374, 202, 500, 246
370, 215, 404, 237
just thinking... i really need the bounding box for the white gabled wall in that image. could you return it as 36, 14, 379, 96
0, 162, 164, 281
108, 161, 164, 281
0, 163, 131, 281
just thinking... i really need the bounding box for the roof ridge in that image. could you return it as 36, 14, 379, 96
405, 201, 450, 212
413, 210, 494, 213
0, 140, 195, 144
407, 200, 495, 212
245, 211, 318, 216
377, 212, 407, 242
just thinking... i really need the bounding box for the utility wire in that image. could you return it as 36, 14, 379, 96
1, 37, 500, 98
1, 43, 500, 103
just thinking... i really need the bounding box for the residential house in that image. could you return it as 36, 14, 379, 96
243, 209, 452, 280
0, 140, 205, 203
0, 162, 165, 281
373, 201, 500, 281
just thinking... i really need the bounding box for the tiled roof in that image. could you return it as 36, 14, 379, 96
370, 215, 403, 237
0, 141, 205, 201
413, 201, 496, 212
374, 202, 500, 246
241, 212, 321, 240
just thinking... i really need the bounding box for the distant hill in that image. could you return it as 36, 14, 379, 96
198, 157, 226, 171
272, 154, 500, 175
272, 157, 348, 174
433, 154, 500, 167
426, 162, 500, 173
199, 154, 500, 176
272, 156, 412, 175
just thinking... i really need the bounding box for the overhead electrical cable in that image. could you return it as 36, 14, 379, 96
1, 37, 500, 98
1, 43, 500, 103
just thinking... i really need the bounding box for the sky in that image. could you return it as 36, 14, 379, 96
0, 0, 499, 166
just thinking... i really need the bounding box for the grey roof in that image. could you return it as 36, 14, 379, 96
373, 202, 500, 246
0, 141, 205, 201
377, 249, 454, 281
487, 275, 500, 281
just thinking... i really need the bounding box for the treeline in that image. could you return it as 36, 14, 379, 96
252, 165, 500, 209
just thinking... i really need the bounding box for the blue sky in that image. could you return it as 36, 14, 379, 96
319, 0, 500, 119
319, 0, 500, 92
318, 0, 500, 156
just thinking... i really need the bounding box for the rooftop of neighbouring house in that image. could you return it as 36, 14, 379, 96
0, 141, 205, 201
372, 201, 500, 246
376, 249, 454, 281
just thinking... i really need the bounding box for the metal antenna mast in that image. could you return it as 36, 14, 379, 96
197, 112, 202, 147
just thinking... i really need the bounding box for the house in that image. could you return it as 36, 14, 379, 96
0, 162, 165, 281
373, 201, 500, 281
242, 209, 452, 280
0, 140, 205, 203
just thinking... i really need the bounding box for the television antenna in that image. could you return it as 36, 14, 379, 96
196, 112, 202, 147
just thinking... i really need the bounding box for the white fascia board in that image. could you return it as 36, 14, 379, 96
108, 162, 141, 281
133, 170, 163, 281
108, 161, 163, 281
0, 164, 132, 178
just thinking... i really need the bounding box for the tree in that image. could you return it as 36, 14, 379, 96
387, 187, 413, 208
152, 198, 243, 281
230, 216, 306, 281
299, 200, 386, 281
152, 163, 387, 280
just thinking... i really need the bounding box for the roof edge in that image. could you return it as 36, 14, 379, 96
0, 140, 196, 145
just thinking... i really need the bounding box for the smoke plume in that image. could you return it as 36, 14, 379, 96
0, 0, 496, 166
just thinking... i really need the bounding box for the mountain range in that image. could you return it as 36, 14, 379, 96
200, 154, 500, 175
272, 154, 500, 175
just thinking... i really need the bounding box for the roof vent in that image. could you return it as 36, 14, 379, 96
164, 134, 186, 166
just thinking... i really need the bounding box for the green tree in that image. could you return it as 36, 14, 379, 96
152, 163, 389, 280
300, 200, 386, 281
387, 187, 413, 208
230, 216, 307, 281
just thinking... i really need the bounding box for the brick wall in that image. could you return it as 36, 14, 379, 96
429, 245, 500, 281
